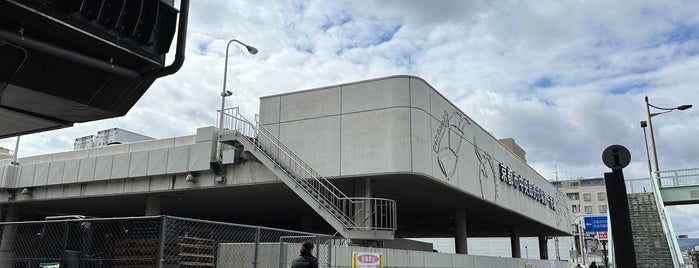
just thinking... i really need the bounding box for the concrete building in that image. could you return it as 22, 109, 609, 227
552, 177, 609, 265
0, 76, 571, 263
552, 177, 608, 217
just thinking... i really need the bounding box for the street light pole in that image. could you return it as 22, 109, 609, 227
640, 121, 653, 180
219, 39, 258, 132
644, 96, 692, 187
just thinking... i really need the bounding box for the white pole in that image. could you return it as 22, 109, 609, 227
11, 136, 20, 165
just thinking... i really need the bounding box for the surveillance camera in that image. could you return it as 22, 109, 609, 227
221, 90, 233, 97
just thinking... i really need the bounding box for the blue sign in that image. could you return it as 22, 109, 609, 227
584, 216, 608, 232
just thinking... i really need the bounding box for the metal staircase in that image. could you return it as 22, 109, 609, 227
217, 108, 396, 240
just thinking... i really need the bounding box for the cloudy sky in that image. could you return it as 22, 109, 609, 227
2, 1, 699, 236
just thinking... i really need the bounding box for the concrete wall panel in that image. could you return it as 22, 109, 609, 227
88, 144, 129, 157
0, 166, 5, 187
167, 146, 189, 174
45, 185, 64, 199
111, 153, 130, 179
147, 148, 168, 175
94, 155, 114, 181
341, 78, 410, 114
259, 95, 281, 124
47, 161, 65, 185
63, 159, 80, 183
83, 181, 106, 196
17, 165, 36, 187
105, 180, 125, 195
129, 151, 149, 177
174, 135, 196, 146
279, 116, 340, 177
129, 138, 175, 153
280, 86, 340, 122
410, 109, 433, 175
123, 178, 150, 193
34, 163, 50, 186
52, 150, 89, 162
78, 157, 96, 182
340, 108, 412, 175
189, 143, 213, 171
63, 184, 81, 197
21, 154, 53, 165
150, 176, 172, 191
195, 127, 216, 142
410, 77, 431, 112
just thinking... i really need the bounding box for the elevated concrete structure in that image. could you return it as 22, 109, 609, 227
0, 76, 570, 256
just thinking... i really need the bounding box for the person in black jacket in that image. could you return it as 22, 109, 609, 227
291, 241, 318, 268
589, 262, 598, 268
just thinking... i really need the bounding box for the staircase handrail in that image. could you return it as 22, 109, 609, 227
649, 171, 684, 267
220, 107, 397, 232
254, 122, 351, 202
221, 108, 358, 227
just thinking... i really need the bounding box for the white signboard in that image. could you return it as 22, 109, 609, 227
352, 252, 383, 268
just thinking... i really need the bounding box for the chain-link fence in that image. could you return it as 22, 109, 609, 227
0, 215, 336, 268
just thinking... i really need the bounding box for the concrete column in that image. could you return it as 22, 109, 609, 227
353, 178, 372, 228
538, 234, 548, 259
0, 205, 20, 267
510, 226, 521, 258
454, 209, 468, 254
145, 195, 162, 216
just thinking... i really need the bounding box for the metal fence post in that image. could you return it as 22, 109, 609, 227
327, 236, 332, 268
157, 215, 167, 268
253, 227, 261, 268
60, 221, 69, 265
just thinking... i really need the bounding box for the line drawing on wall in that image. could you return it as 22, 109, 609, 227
475, 138, 499, 202
433, 111, 471, 179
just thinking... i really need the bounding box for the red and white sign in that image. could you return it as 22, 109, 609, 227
597, 231, 608, 240
352, 252, 382, 268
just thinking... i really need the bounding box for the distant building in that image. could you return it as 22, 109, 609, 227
552, 177, 609, 265
552, 177, 608, 217
0, 147, 11, 160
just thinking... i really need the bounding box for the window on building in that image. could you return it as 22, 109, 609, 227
583, 193, 591, 201
584, 206, 593, 214
572, 205, 579, 213
567, 193, 580, 200
598, 192, 606, 201
599, 205, 607, 213
570, 182, 579, 187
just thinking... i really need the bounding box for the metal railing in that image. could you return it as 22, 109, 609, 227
627, 170, 687, 267
657, 168, 699, 188
625, 168, 699, 193
0, 215, 337, 268
218, 108, 397, 233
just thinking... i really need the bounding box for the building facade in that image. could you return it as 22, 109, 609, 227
0, 75, 571, 263
552, 178, 608, 217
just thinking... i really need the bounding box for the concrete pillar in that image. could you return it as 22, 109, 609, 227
510, 226, 521, 258
538, 234, 548, 259
145, 195, 162, 216
454, 209, 468, 254
353, 178, 372, 228
0, 205, 20, 267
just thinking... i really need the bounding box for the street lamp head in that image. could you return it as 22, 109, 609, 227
677, 104, 692, 111
245, 45, 258, 55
